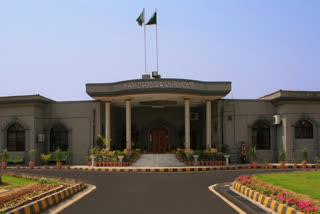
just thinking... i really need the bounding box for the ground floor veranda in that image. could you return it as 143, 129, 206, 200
104, 97, 215, 153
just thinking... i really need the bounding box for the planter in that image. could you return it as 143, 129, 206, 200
98, 162, 102, 167
16, 165, 21, 169
28, 161, 34, 169
316, 163, 320, 168
252, 161, 258, 169
184, 161, 188, 165
301, 160, 307, 168
56, 161, 62, 169
1, 162, 7, 169
280, 161, 285, 169
66, 165, 71, 170
43, 164, 49, 169
201, 161, 205, 166
293, 163, 297, 168
94, 162, 98, 167
88, 161, 92, 166
247, 164, 252, 169
213, 161, 217, 166
222, 161, 226, 165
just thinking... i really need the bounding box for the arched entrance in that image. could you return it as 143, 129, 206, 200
149, 126, 169, 153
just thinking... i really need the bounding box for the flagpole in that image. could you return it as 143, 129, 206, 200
155, 8, 159, 72
143, 8, 147, 75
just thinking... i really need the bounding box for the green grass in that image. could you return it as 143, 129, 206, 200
0, 174, 59, 190
256, 171, 320, 201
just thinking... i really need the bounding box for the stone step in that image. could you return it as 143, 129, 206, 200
133, 154, 185, 167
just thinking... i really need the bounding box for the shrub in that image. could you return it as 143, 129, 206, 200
28, 149, 36, 161
247, 147, 257, 162
279, 148, 286, 162
40, 154, 52, 164
55, 148, 62, 162
2, 149, 8, 163
301, 148, 307, 161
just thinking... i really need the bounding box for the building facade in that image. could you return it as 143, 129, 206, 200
1, 78, 319, 165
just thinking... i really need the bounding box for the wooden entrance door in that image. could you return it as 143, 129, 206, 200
150, 126, 169, 153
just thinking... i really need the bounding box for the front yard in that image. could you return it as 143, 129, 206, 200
0, 173, 61, 212
235, 171, 320, 214
256, 171, 320, 201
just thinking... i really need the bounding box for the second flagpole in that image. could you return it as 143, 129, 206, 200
143, 9, 147, 75
155, 8, 159, 72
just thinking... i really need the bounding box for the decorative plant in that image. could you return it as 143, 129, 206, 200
96, 134, 104, 149
2, 149, 8, 163
13, 156, 22, 164
28, 149, 36, 161
247, 147, 257, 162
55, 148, 62, 162
40, 154, 52, 165
279, 148, 286, 162
96, 134, 111, 150
301, 148, 307, 161
64, 149, 72, 164
263, 159, 269, 164
292, 158, 298, 164
89, 147, 97, 156
192, 150, 201, 156
221, 144, 230, 154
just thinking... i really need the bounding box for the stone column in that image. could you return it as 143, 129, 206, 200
206, 100, 212, 149
184, 99, 190, 150
105, 102, 111, 150
126, 99, 131, 150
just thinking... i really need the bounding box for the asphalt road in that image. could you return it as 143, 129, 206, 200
6, 169, 300, 214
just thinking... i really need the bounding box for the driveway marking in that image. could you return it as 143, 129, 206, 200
208, 184, 246, 214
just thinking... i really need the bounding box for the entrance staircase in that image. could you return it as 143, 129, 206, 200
132, 154, 185, 167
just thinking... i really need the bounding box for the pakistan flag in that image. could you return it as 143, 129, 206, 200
136, 9, 145, 26
146, 12, 157, 25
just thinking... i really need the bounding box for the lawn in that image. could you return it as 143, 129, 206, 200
0, 174, 58, 190
256, 171, 320, 201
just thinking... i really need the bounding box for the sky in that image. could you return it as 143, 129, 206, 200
0, 0, 319, 101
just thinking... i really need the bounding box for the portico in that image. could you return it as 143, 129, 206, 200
86, 78, 231, 153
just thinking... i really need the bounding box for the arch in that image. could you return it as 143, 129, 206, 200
49, 123, 69, 151
7, 122, 26, 151
251, 120, 271, 150
295, 119, 313, 139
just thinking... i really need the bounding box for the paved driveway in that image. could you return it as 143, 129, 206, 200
6, 169, 299, 214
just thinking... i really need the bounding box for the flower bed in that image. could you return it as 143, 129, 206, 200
234, 173, 320, 214
0, 173, 61, 212
87, 149, 141, 167
176, 149, 226, 166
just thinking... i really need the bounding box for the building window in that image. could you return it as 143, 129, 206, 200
295, 120, 313, 139
252, 121, 270, 150
50, 124, 68, 151
7, 123, 25, 151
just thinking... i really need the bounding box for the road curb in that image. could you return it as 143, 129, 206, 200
6, 183, 86, 214
232, 182, 304, 214
5, 164, 318, 172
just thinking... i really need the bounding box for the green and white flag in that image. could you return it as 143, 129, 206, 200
146, 11, 157, 25
136, 9, 145, 26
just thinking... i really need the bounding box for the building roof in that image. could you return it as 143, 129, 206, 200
0, 94, 55, 104
259, 90, 320, 103
86, 78, 232, 98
